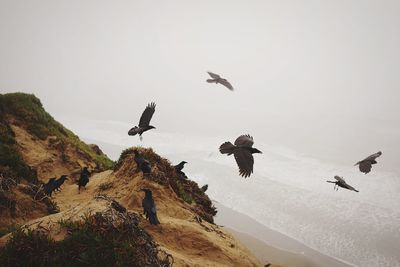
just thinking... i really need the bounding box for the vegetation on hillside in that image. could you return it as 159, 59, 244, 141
0, 93, 113, 171
0, 202, 173, 267
114, 147, 217, 223
0, 92, 112, 225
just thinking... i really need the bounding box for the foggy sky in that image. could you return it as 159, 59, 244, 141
1, 0, 400, 172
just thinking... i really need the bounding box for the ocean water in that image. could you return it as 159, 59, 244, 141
61, 118, 400, 267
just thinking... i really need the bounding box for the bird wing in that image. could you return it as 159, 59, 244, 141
219, 78, 234, 91
233, 149, 254, 178
207, 71, 220, 79
343, 182, 358, 192
334, 176, 346, 183
151, 202, 157, 214
358, 161, 372, 174
138, 102, 156, 127
234, 134, 254, 148
363, 152, 382, 162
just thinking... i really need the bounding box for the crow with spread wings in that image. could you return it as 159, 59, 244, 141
128, 102, 156, 140
206, 71, 234, 91
219, 134, 262, 178
354, 151, 382, 174
326, 176, 359, 192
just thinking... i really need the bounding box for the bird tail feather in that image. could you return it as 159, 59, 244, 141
206, 79, 216, 83
219, 142, 236, 155
149, 214, 160, 225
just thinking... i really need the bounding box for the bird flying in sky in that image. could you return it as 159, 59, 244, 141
326, 176, 359, 192
354, 151, 382, 174
206, 71, 234, 91
128, 102, 156, 140
219, 134, 262, 178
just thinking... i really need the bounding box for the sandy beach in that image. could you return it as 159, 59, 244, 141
215, 202, 354, 267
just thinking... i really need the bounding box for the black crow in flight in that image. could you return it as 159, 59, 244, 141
128, 102, 156, 140
354, 151, 382, 174
206, 72, 234, 91
219, 134, 262, 178
327, 176, 359, 192
140, 188, 160, 225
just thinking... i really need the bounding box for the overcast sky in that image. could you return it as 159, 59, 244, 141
1, 0, 399, 172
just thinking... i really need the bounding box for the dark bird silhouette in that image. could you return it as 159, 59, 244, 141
206, 72, 234, 91
128, 102, 156, 140
355, 151, 382, 174
327, 176, 359, 192
200, 184, 208, 193
219, 134, 262, 178
53, 175, 68, 192
134, 150, 151, 174
174, 161, 187, 179
78, 167, 91, 192
140, 188, 160, 225
43, 177, 57, 196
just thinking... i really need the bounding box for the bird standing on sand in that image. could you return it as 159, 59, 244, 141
174, 161, 187, 179
326, 176, 359, 192
140, 188, 160, 225
53, 175, 68, 192
134, 150, 151, 174
43, 177, 57, 196
206, 72, 234, 91
128, 102, 156, 140
78, 167, 91, 192
219, 134, 262, 178
354, 151, 382, 174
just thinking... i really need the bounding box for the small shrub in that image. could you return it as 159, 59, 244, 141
0, 210, 173, 267
98, 181, 113, 191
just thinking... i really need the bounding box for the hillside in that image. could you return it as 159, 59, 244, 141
2, 148, 264, 266
0, 93, 267, 266
0, 93, 113, 232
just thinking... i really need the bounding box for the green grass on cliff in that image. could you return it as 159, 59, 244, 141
0, 93, 113, 175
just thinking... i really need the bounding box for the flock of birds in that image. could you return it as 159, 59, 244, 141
43, 167, 92, 197
124, 72, 384, 225
42, 72, 384, 226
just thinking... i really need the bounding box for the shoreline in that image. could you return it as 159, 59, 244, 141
214, 201, 354, 267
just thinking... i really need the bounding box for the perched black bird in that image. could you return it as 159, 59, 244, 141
355, 151, 382, 174
43, 177, 57, 196
206, 72, 234, 91
174, 161, 187, 179
327, 176, 359, 192
134, 150, 151, 174
128, 102, 156, 140
219, 134, 262, 178
78, 167, 91, 192
140, 188, 160, 225
200, 184, 208, 193
53, 175, 68, 192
